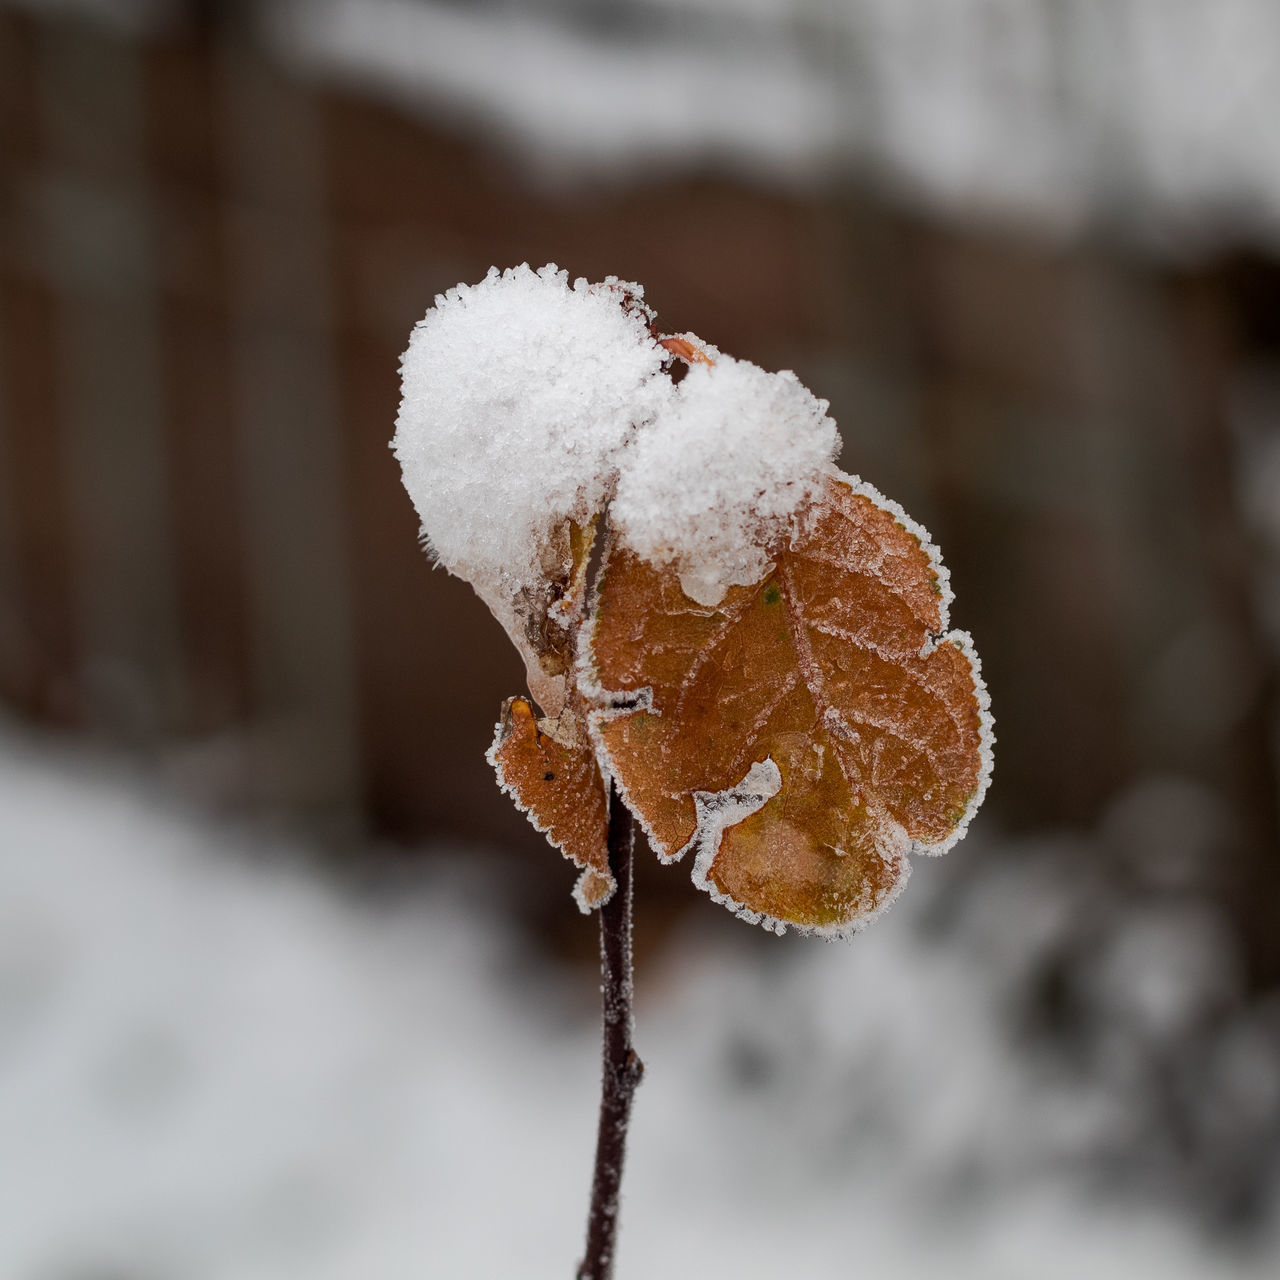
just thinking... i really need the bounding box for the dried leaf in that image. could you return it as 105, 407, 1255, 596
487, 695, 614, 911
480, 517, 597, 719
657, 334, 715, 367
586, 471, 992, 936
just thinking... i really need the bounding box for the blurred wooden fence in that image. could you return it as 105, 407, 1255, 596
1, 8, 1277, 980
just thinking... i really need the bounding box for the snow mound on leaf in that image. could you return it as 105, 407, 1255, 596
393, 263, 669, 594
612, 354, 840, 605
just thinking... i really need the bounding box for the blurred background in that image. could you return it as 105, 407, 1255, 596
2, 0, 1280, 1275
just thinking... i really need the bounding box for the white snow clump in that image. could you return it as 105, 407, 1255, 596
393, 263, 668, 596
395, 263, 841, 619
611, 354, 840, 605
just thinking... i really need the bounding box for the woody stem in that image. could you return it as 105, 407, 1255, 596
576, 782, 643, 1280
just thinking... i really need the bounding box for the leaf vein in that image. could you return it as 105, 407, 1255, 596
728, 669, 803, 777
674, 587, 758, 715
788, 544, 925, 619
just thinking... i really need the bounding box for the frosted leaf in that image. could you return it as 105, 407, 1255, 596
611, 352, 839, 607
487, 696, 613, 911
394, 263, 670, 714
394, 265, 992, 925
586, 471, 994, 937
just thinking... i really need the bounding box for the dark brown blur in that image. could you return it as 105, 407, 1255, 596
1, 1, 1278, 1013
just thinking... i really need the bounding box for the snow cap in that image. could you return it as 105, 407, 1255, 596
393, 263, 669, 597
612, 353, 841, 605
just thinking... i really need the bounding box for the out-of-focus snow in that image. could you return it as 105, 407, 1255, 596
269, 0, 1280, 250
270, 0, 853, 183
19, 0, 1280, 247
2, 724, 1277, 1277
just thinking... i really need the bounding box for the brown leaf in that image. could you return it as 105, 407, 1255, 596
486, 516, 613, 910
479, 517, 597, 719
488, 695, 614, 910
586, 471, 992, 935
657, 334, 715, 367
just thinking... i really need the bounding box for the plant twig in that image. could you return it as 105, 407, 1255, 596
577, 782, 643, 1280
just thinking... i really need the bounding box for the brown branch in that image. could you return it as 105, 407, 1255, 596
577, 782, 643, 1280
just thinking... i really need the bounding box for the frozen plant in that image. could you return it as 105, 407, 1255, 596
394, 264, 994, 1279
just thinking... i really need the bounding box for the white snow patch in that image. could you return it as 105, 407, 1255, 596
612, 354, 840, 606
393, 263, 668, 620
676, 756, 782, 874
392, 262, 665, 581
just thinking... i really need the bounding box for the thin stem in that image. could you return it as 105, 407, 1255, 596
577, 782, 643, 1280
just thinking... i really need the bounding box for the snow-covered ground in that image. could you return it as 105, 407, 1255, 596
2, 723, 1277, 1277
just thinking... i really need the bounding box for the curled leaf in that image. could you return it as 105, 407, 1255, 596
586, 471, 993, 936
509, 516, 597, 717
488, 695, 613, 911
657, 334, 715, 367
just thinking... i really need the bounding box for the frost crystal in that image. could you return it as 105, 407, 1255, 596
611, 355, 840, 606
